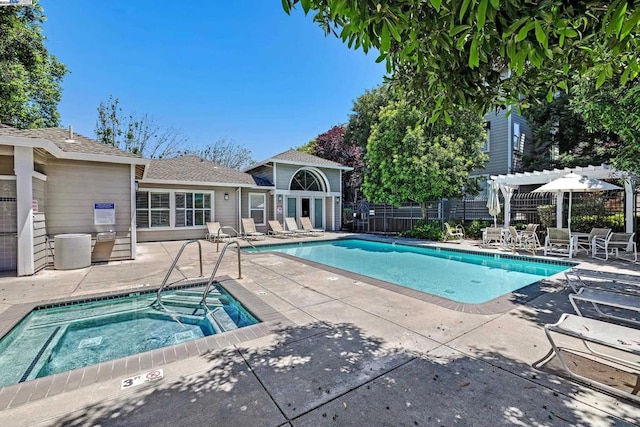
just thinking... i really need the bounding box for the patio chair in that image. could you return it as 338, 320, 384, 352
205, 222, 231, 242
482, 227, 504, 247
592, 232, 637, 262
576, 228, 611, 255
534, 313, 640, 404
300, 216, 324, 235
569, 287, 640, 326
443, 223, 464, 243
507, 226, 538, 255
241, 218, 265, 240
519, 223, 540, 247
268, 220, 295, 238
544, 228, 575, 258
284, 217, 308, 236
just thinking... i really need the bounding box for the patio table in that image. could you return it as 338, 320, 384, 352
573, 232, 591, 254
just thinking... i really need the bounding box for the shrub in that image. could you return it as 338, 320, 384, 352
571, 213, 625, 232
537, 205, 556, 229
464, 220, 491, 239
401, 220, 443, 241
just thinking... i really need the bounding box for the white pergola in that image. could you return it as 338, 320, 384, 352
489, 164, 636, 232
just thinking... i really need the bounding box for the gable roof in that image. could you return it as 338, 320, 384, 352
244, 149, 353, 172
0, 127, 143, 159
143, 155, 262, 187
0, 126, 149, 172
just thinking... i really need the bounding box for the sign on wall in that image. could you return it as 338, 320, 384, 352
94, 203, 116, 225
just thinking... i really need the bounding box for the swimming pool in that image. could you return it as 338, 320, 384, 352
251, 239, 572, 304
0, 283, 258, 387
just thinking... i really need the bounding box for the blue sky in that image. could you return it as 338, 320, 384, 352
40, 1, 386, 161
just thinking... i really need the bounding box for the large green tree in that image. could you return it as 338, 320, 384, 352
0, 1, 68, 128
283, 1, 640, 121
95, 96, 188, 159
362, 100, 487, 219
569, 77, 640, 173
521, 92, 618, 171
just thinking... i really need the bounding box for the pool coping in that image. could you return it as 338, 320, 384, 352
245, 236, 577, 315
0, 276, 292, 411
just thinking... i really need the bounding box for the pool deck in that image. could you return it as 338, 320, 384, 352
0, 233, 639, 426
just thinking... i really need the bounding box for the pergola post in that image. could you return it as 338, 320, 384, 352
556, 192, 564, 228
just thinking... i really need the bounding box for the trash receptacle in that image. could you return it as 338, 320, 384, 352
54, 234, 91, 270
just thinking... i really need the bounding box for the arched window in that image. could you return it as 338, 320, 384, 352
290, 169, 325, 192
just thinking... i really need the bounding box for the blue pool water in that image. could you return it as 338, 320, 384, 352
0, 284, 258, 387
254, 239, 571, 304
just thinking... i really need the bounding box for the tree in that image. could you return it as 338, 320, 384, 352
521, 92, 618, 172
303, 125, 363, 204
362, 100, 487, 220
95, 96, 188, 159
0, 1, 68, 128
344, 85, 391, 151
569, 77, 640, 173
195, 137, 254, 170
283, 1, 640, 121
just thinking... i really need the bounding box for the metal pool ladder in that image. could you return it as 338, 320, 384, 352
154, 239, 242, 312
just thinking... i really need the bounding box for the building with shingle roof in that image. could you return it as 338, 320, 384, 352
0, 125, 351, 275
0, 126, 149, 276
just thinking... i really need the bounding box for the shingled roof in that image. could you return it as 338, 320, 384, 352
0, 127, 142, 158
270, 149, 345, 167
144, 156, 259, 186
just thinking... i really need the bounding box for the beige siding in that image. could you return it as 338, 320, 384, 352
44, 159, 132, 260
136, 184, 244, 242
33, 213, 49, 271
275, 163, 340, 193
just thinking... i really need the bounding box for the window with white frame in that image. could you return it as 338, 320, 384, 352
175, 192, 212, 227
136, 191, 170, 228
249, 193, 266, 225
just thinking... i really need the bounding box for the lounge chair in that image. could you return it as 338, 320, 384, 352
284, 217, 308, 236
300, 217, 324, 235
241, 218, 265, 240
544, 228, 575, 258
564, 268, 640, 293
268, 220, 295, 238
443, 223, 464, 242
593, 232, 637, 262
205, 222, 231, 242
569, 287, 640, 326
575, 228, 611, 255
482, 227, 503, 247
534, 313, 640, 404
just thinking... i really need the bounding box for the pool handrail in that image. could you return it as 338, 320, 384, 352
201, 240, 242, 309
155, 239, 203, 310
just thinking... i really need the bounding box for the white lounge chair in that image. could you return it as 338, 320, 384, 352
544, 228, 576, 258
534, 313, 640, 404
443, 223, 464, 243
205, 222, 230, 242
564, 268, 640, 293
300, 217, 324, 235
284, 217, 308, 236
593, 232, 637, 262
241, 218, 265, 240
569, 287, 640, 326
268, 220, 295, 238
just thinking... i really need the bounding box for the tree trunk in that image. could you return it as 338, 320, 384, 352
420, 201, 429, 221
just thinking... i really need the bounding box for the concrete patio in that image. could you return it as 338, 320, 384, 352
0, 234, 639, 426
